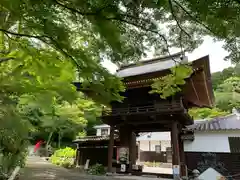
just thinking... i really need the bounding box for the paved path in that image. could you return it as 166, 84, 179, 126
19, 156, 172, 180
143, 167, 172, 174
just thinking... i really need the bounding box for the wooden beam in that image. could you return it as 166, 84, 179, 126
107, 126, 114, 173
134, 127, 171, 132
171, 121, 181, 180
190, 77, 200, 102
202, 70, 212, 106
119, 119, 173, 126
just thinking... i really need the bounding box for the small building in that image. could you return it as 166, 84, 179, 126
93, 125, 172, 163
184, 109, 240, 179
136, 132, 171, 163
94, 124, 111, 136
73, 125, 119, 167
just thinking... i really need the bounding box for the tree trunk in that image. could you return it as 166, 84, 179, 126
47, 132, 53, 146
58, 132, 61, 148
46, 131, 53, 156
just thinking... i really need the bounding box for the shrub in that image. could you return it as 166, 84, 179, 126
0, 140, 28, 180
87, 163, 106, 175
50, 147, 75, 168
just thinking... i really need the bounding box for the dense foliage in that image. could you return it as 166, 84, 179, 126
189, 108, 228, 120
87, 163, 106, 175
211, 65, 240, 90
1, 0, 240, 177
50, 147, 75, 168
1, 0, 240, 101
150, 65, 193, 98
0, 26, 101, 179
212, 65, 240, 112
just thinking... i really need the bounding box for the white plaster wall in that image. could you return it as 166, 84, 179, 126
184, 131, 240, 153
96, 128, 110, 136
139, 140, 171, 151
96, 128, 101, 136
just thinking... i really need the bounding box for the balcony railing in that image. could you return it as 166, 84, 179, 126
102, 100, 184, 116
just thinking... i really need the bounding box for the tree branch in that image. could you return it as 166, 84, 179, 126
44, 36, 81, 68
0, 28, 81, 68
172, 0, 214, 35
0, 28, 48, 39
0, 57, 15, 63
106, 16, 177, 62
168, 0, 191, 38
54, 0, 98, 16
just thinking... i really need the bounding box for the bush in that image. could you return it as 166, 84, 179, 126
87, 163, 106, 175
0, 139, 28, 180
50, 147, 75, 168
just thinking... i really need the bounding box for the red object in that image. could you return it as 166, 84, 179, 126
34, 140, 43, 153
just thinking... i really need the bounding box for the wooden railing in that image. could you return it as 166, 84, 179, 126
102, 100, 184, 116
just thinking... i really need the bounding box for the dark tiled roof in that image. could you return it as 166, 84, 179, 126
186, 114, 240, 131
116, 53, 183, 78
73, 135, 118, 143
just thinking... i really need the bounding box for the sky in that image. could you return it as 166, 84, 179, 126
102, 36, 233, 74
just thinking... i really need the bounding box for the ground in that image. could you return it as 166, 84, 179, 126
19, 156, 172, 180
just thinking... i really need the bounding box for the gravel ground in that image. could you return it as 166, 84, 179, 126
19, 156, 172, 180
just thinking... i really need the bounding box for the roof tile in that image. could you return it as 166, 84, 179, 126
187, 114, 240, 131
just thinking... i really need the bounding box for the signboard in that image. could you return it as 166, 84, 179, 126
117, 147, 129, 164
120, 164, 126, 172
173, 165, 180, 180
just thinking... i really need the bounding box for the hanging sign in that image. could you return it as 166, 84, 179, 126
117, 147, 129, 164
120, 164, 126, 172
173, 165, 180, 180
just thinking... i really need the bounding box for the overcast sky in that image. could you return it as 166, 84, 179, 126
102, 36, 233, 74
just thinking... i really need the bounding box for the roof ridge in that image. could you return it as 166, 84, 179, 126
118, 52, 183, 71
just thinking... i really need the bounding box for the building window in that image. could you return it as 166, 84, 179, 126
101, 128, 108, 136
155, 145, 161, 153
228, 137, 240, 153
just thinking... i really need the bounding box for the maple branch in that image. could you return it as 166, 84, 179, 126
0, 28, 48, 39
172, 0, 214, 35
54, 0, 99, 16
0, 28, 81, 68
168, 0, 191, 38
0, 57, 15, 63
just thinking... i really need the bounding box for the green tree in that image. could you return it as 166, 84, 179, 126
189, 108, 228, 120
211, 65, 240, 90
215, 76, 240, 112
150, 65, 193, 98
0, 31, 87, 178
1, 0, 240, 74
1, 1, 240, 177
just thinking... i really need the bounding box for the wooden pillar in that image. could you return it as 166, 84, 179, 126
119, 125, 130, 146
119, 125, 132, 172
137, 141, 141, 163
179, 133, 187, 177
129, 132, 137, 171
79, 149, 83, 166
107, 126, 114, 173
75, 144, 80, 167
171, 121, 181, 179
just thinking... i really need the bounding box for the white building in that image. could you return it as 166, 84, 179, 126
94, 124, 111, 136
136, 132, 171, 152
184, 108, 240, 179
184, 108, 240, 153
94, 124, 171, 153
